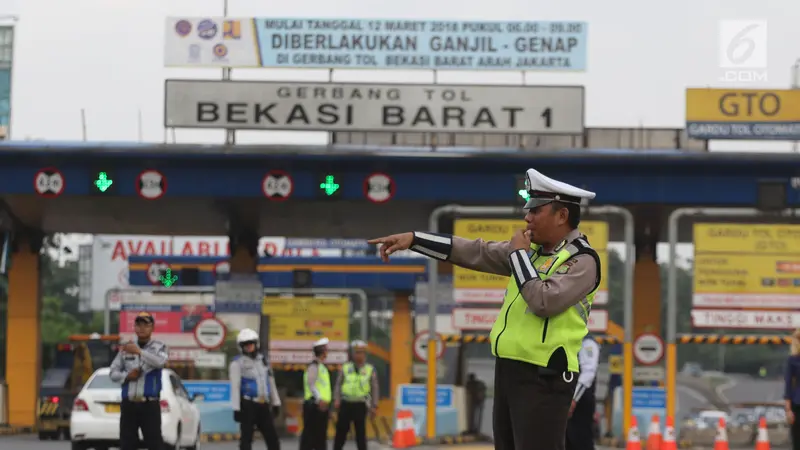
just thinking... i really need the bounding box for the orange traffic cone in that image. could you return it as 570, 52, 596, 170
714, 417, 729, 450
662, 416, 677, 450
755, 416, 770, 450
627, 416, 642, 450
392, 409, 417, 448
646, 415, 663, 450
285, 416, 299, 436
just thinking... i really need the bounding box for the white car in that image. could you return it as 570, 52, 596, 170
70, 367, 202, 450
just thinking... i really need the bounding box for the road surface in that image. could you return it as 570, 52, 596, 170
716, 375, 784, 404
476, 383, 710, 438
0, 436, 386, 450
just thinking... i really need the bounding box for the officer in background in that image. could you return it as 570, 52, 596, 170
465, 373, 487, 434
230, 328, 281, 450
300, 337, 332, 450
369, 168, 601, 450
567, 335, 601, 450
109, 311, 169, 450
333, 340, 379, 450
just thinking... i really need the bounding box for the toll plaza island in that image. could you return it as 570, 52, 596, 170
1, 140, 800, 439
2, 13, 800, 448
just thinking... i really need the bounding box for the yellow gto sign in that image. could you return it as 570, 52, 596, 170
685, 88, 800, 140
452, 219, 609, 304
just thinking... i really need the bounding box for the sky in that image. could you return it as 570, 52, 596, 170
2, 0, 796, 264
2, 0, 800, 151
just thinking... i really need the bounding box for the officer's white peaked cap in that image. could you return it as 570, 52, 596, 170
313, 337, 330, 348
350, 340, 368, 349
523, 168, 596, 210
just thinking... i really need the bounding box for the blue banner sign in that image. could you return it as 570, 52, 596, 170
394, 384, 459, 437
164, 17, 588, 71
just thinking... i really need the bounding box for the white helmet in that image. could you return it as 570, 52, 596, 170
237, 328, 259, 345
350, 340, 367, 350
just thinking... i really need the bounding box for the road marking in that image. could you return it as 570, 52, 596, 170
715, 378, 736, 403
678, 385, 708, 403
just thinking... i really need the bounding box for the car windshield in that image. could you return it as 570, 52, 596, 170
87, 373, 120, 389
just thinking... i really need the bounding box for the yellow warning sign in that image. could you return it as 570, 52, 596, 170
608, 355, 623, 374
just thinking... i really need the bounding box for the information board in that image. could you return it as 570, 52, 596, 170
692, 223, 800, 310
685, 88, 800, 140
262, 296, 350, 362
164, 80, 585, 135
164, 17, 588, 71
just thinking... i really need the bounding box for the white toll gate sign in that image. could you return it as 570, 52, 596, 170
262, 170, 293, 201
146, 261, 171, 285
137, 169, 167, 200
633, 333, 665, 366
193, 317, 227, 350
413, 331, 444, 362
164, 80, 585, 134
34, 167, 65, 198
364, 172, 395, 203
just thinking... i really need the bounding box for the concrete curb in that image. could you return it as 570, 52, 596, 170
418, 434, 490, 446
0, 426, 34, 436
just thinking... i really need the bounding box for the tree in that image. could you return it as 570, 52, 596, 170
40, 296, 85, 344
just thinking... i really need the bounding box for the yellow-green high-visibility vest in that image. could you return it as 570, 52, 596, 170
340, 362, 374, 401
489, 236, 601, 372
304, 362, 332, 402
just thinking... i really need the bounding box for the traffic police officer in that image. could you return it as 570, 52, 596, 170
300, 337, 332, 450
369, 168, 601, 450
567, 335, 601, 450
333, 340, 379, 450
230, 328, 281, 450
109, 311, 169, 450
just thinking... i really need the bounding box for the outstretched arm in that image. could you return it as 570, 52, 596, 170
410, 232, 512, 276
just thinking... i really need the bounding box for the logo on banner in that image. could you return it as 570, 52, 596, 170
34, 167, 65, 198
197, 19, 218, 39
262, 170, 293, 201
364, 172, 395, 203
175, 20, 192, 37
137, 170, 166, 200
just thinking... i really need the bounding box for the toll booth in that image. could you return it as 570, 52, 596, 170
126, 255, 427, 440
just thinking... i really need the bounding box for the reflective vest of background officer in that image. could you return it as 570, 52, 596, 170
300, 337, 332, 450
230, 328, 281, 450
333, 340, 379, 450
368, 168, 602, 450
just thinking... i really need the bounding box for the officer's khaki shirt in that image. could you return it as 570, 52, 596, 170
449, 228, 598, 317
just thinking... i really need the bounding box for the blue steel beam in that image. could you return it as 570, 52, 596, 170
1, 143, 799, 205
128, 256, 427, 291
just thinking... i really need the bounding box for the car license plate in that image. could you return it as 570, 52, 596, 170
105, 404, 120, 414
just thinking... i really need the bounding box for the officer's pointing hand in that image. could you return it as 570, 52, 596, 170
368, 233, 413, 263
510, 229, 532, 252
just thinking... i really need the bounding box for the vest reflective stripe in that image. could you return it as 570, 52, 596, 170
304, 363, 332, 402
489, 238, 599, 372
340, 362, 373, 400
